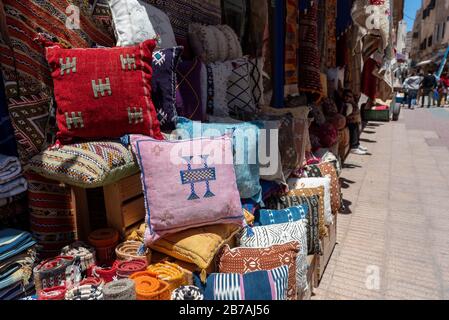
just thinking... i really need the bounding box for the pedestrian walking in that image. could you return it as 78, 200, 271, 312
402, 72, 423, 110
420, 70, 438, 108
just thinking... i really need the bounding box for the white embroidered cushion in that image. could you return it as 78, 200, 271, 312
237, 220, 309, 294
109, 0, 177, 48
288, 177, 333, 225
109, 0, 157, 46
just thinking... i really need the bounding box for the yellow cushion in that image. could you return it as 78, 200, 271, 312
149, 224, 241, 279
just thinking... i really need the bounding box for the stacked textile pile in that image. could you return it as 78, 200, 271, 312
0, 229, 37, 300
0, 155, 27, 208
0, 0, 347, 301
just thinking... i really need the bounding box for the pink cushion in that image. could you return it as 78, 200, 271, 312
131, 135, 244, 244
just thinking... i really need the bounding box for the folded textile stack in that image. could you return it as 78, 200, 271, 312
0, 229, 37, 300
0, 155, 27, 208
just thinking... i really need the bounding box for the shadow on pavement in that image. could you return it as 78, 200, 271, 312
359, 138, 377, 144
343, 163, 362, 169
340, 177, 355, 189
340, 199, 353, 214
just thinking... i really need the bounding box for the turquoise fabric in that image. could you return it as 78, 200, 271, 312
256, 204, 309, 226
176, 117, 262, 202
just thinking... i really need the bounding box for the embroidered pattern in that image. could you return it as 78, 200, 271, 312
65, 112, 84, 130
127, 107, 144, 124
180, 155, 216, 200
153, 51, 166, 67
120, 54, 136, 70
152, 145, 163, 156
206, 64, 215, 115
60, 57, 77, 75
92, 78, 112, 98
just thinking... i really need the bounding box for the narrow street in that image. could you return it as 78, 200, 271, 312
314, 108, 449, 300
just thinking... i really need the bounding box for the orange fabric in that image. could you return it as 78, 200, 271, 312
130, 271, 170, 300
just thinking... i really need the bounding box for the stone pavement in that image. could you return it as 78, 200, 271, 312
312, 107, 449, 300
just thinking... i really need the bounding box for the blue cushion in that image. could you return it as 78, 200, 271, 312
176, 117, 262, 202
256, 205, 309, 226
194, 265, 289, 300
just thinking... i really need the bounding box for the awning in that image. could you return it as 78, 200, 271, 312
415, 60, 433, 67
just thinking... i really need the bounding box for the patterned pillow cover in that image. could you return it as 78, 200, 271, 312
131, 134, 244, 244
152, 46, 184, 131
217, 242, 299, 300
263, 193, 322, 255
256, 204, 309, 227
176, 58, 206, 122
202, 62, 233, 117
176, 117, 262, 202
237, 220, 309, 294
26, 141, 138, 188
303, 163, 341, 214
207, 116, 285, 186
287, 187, 327, 238
227, 58, 257, 119
149, 224, 241, 277
140, 1, 178, 48
194, 265, 289, 300
189, 23, 241, 63
288, 177, 333, 225
45, 39, 163, 144
109, 0, 158, 47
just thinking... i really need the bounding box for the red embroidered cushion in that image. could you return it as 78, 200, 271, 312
45, 39, 163, 143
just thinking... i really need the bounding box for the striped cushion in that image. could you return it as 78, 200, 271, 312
194, 265, 289, 300
26, 141, 138, 188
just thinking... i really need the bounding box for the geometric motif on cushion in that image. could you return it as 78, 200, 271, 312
26, 141, 139, 188
131, 134, 244, 244
25, 172, 77, 258
227, 58, 257, 120
0, 0, 115, 161
303, 163, 341, 214
45, 39, 163, 144
263, 193, 322, 255
194, 265, 289, 300
217, 242, 299, 300
237, 220, 309, 295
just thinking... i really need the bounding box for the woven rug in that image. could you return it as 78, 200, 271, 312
325, 0, 337, 69
26, 172, 77, 258
0, 70, 17, 157
285, 0, 299, 89
298, 1, 323, 102
0, 0, 115, 163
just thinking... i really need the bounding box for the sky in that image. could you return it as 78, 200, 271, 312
404, 0, 421, 32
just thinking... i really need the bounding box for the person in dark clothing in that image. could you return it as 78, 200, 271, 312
421, 71, 437, 108
341, 89, 367, 155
